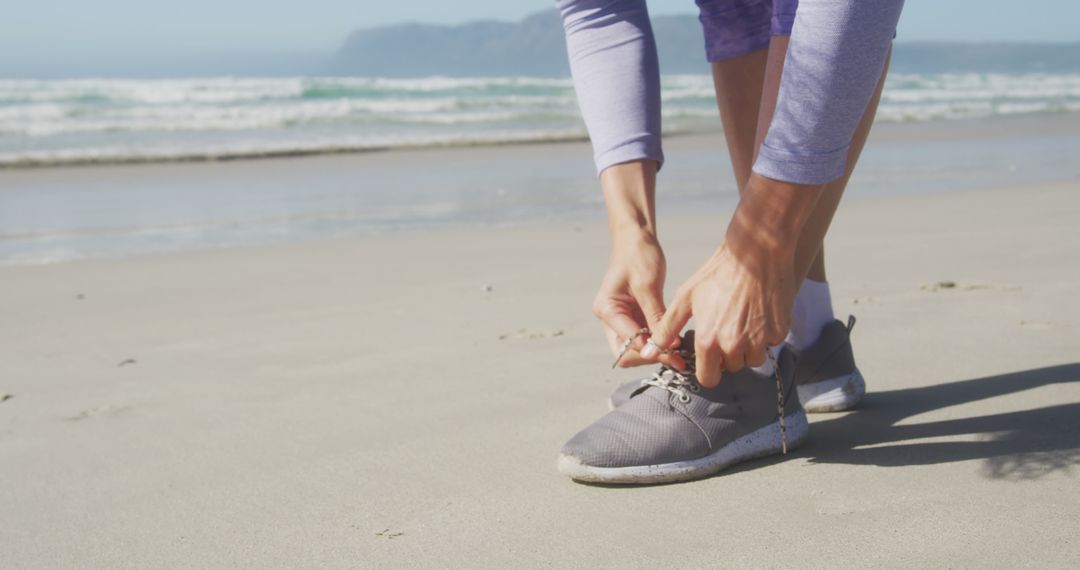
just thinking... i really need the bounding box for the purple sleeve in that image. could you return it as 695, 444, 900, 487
753, 0, 905, 185
557, 0, 664, 174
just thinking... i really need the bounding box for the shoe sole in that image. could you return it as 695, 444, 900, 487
796, 368, 866, 413
557, 409, 809, 484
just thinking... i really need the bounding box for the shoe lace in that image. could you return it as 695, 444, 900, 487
640, 365, 699, 404
614, 329, 789, 455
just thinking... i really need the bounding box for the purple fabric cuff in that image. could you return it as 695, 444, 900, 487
752, 141, 849, 185
594, 136, 665, 176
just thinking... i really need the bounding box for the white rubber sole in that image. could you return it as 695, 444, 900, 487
796, 368, 866, 413
557, 409, 809, 484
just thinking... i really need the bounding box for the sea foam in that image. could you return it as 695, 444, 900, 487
2, 73, 1079, 167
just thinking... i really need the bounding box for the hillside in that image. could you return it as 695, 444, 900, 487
329, 10, 1080, 77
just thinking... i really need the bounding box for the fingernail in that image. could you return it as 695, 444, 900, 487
640, 341, 659, 359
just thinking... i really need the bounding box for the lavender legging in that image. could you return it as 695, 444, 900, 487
556, 0, 905, 185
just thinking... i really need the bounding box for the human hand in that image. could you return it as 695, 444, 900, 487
643, 173, 823, 386
592, 160, 685, 370
593, 230, 686, 370
643, 238, 795, 386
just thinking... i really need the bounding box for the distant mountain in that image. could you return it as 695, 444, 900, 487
330, 10, 1080, 77
328, 10, 707, 77
329, 11, 572, 77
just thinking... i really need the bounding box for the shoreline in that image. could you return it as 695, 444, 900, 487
3, 110, 1080, 268
4, 111, 1080, 171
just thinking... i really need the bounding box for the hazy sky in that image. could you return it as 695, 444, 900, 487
1, 0, 1077, 71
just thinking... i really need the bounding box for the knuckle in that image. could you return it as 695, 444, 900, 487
629, 273, 660, 292
694, 335, 713, 355
591, 302, 614, 321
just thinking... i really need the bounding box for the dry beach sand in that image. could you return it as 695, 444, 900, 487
1, 152, 1080, 565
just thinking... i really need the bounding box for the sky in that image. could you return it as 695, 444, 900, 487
1, 0, 1077, 75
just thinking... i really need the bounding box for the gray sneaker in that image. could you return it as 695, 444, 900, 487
792, 316, 865, 413
558, 333, 808, 484
608, 316, 865, 413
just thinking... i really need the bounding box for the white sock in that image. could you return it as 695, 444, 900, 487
785, 278, 835, 350
750, 344, 783, 377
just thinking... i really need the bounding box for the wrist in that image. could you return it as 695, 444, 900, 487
601, 161, 658, 240
726, 173, 823, 256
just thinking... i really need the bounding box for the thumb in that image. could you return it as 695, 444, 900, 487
641, 289, 692, 359
635, 285, 667, 337
636, 287, 687, 370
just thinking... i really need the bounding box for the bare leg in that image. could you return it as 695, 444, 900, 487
710, 49, 768, 190
752, 39, 891, 283
712, 36, 890, 289
711, 42, 830, 283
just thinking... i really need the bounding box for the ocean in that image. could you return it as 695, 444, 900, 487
3, 72, 1080, 167
2, 72, 1080, 265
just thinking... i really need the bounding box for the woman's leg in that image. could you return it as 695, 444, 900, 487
703, 1, 836, 347
697, 0, 773, 185
711, 0, 899, 350
710, 49, 769, 188
752, 0, 904, 186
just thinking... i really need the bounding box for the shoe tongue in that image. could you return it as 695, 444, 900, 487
677, 330, 695, 357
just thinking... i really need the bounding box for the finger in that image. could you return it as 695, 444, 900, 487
723, 345, 745, 372
745, 346, 767, 368
695, 336, 724, 388
598, 308, 648, 352
642, 289, 692, 360
609, 332, 685, 369
602, 321, 651, 368
658, 352, 688, 371
615, 353, 662, 368
635, 287, 685, 369
635, 286, 667, 337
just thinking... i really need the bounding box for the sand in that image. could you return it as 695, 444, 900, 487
2, 175, 1079, 567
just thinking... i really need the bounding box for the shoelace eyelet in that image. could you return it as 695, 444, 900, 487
678, 393, 691, 403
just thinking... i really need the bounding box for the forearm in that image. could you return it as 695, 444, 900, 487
726, 176, 823, 270
752, 0, 905, 185
601, 160, 659, 246
557, 0, 664, 174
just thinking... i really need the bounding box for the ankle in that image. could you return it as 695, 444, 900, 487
786, 278, 835, 350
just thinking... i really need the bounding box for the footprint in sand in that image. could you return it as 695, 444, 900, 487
1019, 320, 1054, 330
65, 404, 132, 422
921, 281, 1020, 292
374, 528, 404, 539
498, 328, 565, 340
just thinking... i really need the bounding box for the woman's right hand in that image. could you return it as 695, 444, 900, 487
593, 161, 685, 370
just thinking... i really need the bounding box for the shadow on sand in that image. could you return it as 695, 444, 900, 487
801, 362, 1080, 480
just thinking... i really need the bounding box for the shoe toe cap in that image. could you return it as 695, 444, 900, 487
560, 394, 710, 468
